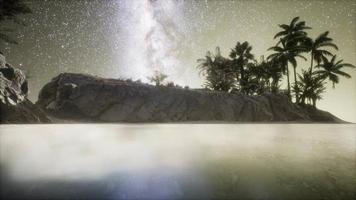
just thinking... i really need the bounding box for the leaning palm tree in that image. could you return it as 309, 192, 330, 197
314, 55, 355, 88
268, 39, 306, 101
303, 31, 338, 72
229, 41, 255, 94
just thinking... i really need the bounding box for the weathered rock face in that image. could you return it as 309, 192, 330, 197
37, 73, 344, 123
0, 64, 50, 123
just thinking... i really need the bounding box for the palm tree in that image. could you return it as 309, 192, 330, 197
229, 41, 255, 94
314, 55, 355, 88
197, 51, 214, 75
197, 47, 235, 92
254, 57, 284, 93
272, 16, 310, 102
268, 39, 306, 100
303, 31, 338, 72
274, 16, 311, 46
204, 67, 235, 92
249, 62, 269, 92
267, 60, 284, 93
297, 70, 326, 107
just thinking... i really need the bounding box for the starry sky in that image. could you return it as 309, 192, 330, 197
0, 0, 355, 122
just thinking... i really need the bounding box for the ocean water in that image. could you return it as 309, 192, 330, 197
0, 124, 355, 200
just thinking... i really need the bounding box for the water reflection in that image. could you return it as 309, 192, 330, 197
1, 124, 355, 199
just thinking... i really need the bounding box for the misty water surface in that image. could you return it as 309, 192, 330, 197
0, 124, 355, 200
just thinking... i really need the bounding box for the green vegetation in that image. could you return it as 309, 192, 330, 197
197, 16, 355, 107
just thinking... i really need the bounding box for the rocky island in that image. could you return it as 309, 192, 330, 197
0, 67, 345, 124
34, 73, 343, 123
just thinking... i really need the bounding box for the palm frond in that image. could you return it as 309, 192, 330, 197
330, 55, 337, 64
334, 70, 351, 78
295, 55, 307, 61
317, 50, 333, 57
335, 59, 344, 66
267, 46, 284, 52
317, 42, 338, 50
278, 24, 289, 30
315, 31, 329, 41
339, 63, 356, 68
274, 31, 288, 39
290, 16, 300, 27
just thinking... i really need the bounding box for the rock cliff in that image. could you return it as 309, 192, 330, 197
36, 73, 344, 123
0, 63, 50, 123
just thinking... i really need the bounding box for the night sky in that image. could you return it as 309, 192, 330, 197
0, 0, 355, 122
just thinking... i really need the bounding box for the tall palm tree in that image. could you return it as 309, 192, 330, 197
268, 39, 306, 100
272, 16, 310, 102
314, 55, 355, 88
229, 41, 255, 94
303, 31, 338, 72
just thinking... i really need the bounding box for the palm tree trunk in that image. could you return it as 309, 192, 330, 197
301, 96, 305, 105
240, 65, 244, 94
268, 81, 271, 92
286, 64, 291, 101
312, 98, 316, 108
310, 51, 314, 73
293, 66, 299, 103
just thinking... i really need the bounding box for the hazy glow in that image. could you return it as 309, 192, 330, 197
1, 124, 355, 182
1, 124, 356, 199
117, 0, 185, 81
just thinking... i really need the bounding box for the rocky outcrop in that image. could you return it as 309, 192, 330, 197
37, 73, 344, 123
0, 63, 50, 123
